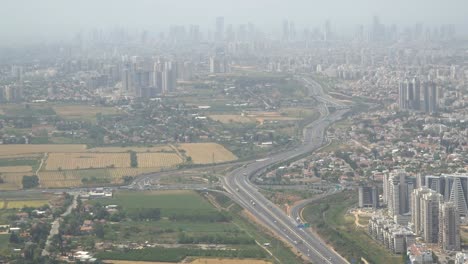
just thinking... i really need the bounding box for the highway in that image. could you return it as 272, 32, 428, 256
222, 76, 350, 264
2, 76, 351, 263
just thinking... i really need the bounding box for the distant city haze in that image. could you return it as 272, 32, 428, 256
1, 0, 468, 43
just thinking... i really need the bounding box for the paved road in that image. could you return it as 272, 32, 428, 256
42, 194, 77, 256
6, 76, 351, 263
222, 76, 350, 264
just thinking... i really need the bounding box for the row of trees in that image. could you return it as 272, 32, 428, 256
168, 211, 231, 222
177, 233, 254, 245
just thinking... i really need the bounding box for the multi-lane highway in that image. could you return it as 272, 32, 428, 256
222, 76, 350, 264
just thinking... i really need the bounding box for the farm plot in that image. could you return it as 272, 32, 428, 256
191, 259, 271, 264
209, 114, 256, 124
0, 166, 32, 173
178, 143, 237, 164
88, 146, 173, 153
53, 105, 121, 122
5, 200, 49, 209
45, 153, 130, 170
137, 153, 183, 168
39, 168, 162, 188
0, 144, 87, 155
39, 169, 111, 188
0, 172, 34, 190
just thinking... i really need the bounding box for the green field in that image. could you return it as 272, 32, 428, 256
88, 190, 305, 263
0, 158, 40, 169
93, 190, 214, 217
96, 246, 267, 263
88, 191, 276, 262
0, 234, 8, 248
303, 191, 401, 264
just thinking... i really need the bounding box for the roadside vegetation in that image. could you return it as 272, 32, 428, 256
303, 191, 401, 264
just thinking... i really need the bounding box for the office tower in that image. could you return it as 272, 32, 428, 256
209, 56, 230, 74
4, 85, 22, 102
178, 61, 194, 81
412, 77, 421, 110
282, 20, 290, 41
422, 81, 439, 113
399, 77, 427, 112
439, 202, 460, 251
398, 81, 408, 109
411, 187, 432, 236
11, 66, 23, 82
406, 79, 414, 108
387, 171, 415, 221
429, 81, 438, 113
210, 57, 219, 73
425, 175, 445, 196
424, 174, 468, 216
421, 192, 442, 243
358, 186, 379, 209
289, 21, 296, 41
215, 17, 224, 41
189, 25, 200, 42
383, 173, 389, 204
449, 177, 468, 216
161, 61, 176, 94
121, 67, 133, 94
323, 20, 331, 41
371, 16, 385, 42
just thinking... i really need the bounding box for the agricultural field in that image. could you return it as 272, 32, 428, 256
88, 146, 173, 153
0, 142, 236, 189
103, 261, 178, 264
137, 153, 183, 168
91, 191, 299, 264
178, 143, 238, 164
279, 107, 318, 118
53, 105, 121, 122
0, 166, 32, 173
191, 259, 271, 264
209, 114, 255, 124
45, 153, 130, 170
0, 144, 87, 155
94, 191, 214, 215
90, 191, 269, 262
4, 200, 49, 209
38, 168, 161, 188
0, 172, 35, 190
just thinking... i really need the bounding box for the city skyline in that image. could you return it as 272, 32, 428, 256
1, 0, 468, 43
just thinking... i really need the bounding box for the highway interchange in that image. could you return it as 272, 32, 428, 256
222, 76, 350, 264
5, 76, 351, 264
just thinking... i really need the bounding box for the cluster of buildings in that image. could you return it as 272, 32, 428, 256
121, 57, 194, 97
366, 172, 467, 260
398, 77, 439, 113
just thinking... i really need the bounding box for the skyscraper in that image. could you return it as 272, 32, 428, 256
439, 202, 460, 251
398, 77, 433, 112
215, 17, 224, 41
421, 81, 439, 113
398, 81, 408, 109
424, 174, 468, 216
411, 187, 432, 236
386, 171, 415, 223
412, 77, 421, 110
358, 186, 379, 209
121, 66, 133, 94
282, 20, 290, 41
421, 191, 442, 243
323, 20, 331, 41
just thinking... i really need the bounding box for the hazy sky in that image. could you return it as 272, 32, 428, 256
1, 0, 467, 42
